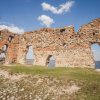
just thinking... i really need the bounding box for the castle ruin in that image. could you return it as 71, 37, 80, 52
0, 18, 100, 68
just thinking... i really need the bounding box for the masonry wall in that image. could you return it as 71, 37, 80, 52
0, 30, 19, 64
0, 18, 100, 68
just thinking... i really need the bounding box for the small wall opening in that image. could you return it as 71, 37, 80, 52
0, 32, 3, 40
60, 28, 66, 33
46, 55, 56, 67
91, 44, 100, 69
25, 46, 35, 65
0, 44, 8, 64
2, 44, 8, 51
8, 35, 14, 43
0, 52, 6, 62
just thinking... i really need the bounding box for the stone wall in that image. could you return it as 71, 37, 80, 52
0, 18, 100, 68
0, 30, 19, 64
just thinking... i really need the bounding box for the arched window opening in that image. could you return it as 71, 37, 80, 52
46, 55, 56, 67
91, 43, 100, 69
25, 46, 35, 65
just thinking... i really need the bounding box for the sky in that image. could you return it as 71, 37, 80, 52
0, 0, 100, 60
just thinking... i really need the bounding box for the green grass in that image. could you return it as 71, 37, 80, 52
0, 65, 100, 82
1, 65, 99, 81
0, 65, 100, 100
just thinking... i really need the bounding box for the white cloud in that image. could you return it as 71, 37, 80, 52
0, 24, 24, 34
41, 1, 74, 14
38, 15, 54, 27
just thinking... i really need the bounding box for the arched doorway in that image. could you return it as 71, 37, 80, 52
91, 44, 100, 69
46, 55, 56, 67
25, 46, 35, 65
